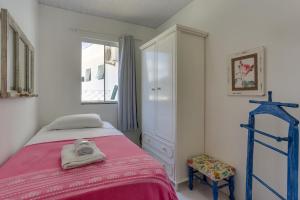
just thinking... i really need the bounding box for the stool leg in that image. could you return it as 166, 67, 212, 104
188, 166, 194, 190
212, 181, 219, 200
203, 175, 207, 183
229, 176, 235, 200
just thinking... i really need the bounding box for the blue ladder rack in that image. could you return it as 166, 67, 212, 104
241, 91, 299, 200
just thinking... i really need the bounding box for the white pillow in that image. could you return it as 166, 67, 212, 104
46, 114, 103, 131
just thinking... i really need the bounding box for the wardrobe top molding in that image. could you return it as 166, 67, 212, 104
140, 24, 208, 50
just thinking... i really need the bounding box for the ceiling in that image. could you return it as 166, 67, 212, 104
38, 0, 193, 28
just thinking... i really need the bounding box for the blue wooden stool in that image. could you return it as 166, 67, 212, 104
187, 154, 235, 200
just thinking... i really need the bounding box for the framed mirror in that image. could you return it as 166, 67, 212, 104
28, 49, 34, 93
0, 8, 36, 98
7, 25, 16, 93
18, 38, 26, 92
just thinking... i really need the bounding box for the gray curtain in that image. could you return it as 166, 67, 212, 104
118, 35, 138, 131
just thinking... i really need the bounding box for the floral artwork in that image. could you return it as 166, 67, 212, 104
233, 55, 257, 90
228, 47, 265, 95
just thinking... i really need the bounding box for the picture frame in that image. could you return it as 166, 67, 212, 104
227, 46, 265, 96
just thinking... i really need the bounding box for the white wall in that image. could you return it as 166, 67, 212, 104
38, 5, 155, 142
157, 0, 300, 199
0, 0, 39, 164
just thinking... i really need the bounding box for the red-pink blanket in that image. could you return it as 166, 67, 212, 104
0, 135, 178, 200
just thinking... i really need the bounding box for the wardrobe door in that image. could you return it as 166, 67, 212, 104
156, 33, 175, 143
141, 44, 157, 136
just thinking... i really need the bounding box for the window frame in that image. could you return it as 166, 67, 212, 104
80, 38, 119, 104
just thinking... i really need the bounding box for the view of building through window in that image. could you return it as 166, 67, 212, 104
81, 42, 119, 103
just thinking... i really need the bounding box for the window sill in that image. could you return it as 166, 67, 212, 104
81, 101, 118, 105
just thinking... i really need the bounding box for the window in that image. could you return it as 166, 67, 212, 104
81, 41, 119, 103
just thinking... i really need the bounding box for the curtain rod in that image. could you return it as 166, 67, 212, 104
69, 28, 143, 42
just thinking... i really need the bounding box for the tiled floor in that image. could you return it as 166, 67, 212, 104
177, 182, 228, 200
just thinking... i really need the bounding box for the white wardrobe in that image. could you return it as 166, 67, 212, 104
140, 25, 208, 186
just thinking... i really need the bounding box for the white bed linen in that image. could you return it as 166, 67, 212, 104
26, 122, 122, 146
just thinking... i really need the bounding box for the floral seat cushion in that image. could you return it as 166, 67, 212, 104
187, 154, 235, 181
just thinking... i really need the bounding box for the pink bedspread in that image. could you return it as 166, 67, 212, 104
0, 135, 177, 200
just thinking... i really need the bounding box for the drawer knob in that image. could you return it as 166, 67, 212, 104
162, 147, 167, 152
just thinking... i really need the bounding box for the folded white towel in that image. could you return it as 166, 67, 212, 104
61, 142, 106, 170
74, 139, 94, 156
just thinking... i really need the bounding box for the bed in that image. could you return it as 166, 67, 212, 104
0, 120, 177, 200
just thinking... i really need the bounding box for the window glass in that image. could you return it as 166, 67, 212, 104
104, 46, 119, 101
81, 42, 118, 103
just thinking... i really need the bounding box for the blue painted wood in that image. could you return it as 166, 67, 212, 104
249, 100, 299, 108
189, 165, 235, 198
193, 173, 215, 188
287, 124, 299, 200
241, 124, 289, 142
188, 165, 194, 190
202, 174, 207, 183
252, 174, 286, 200
268, 91, 273, 102
212, 181, 219, 200
254, 139, 288, 156
249, 91, 299, 108
250, 104, 299, 125
229, 176, 235, 200
241, 91, 299, 200
245, 114, 255, 200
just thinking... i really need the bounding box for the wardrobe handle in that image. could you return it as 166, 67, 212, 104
151, 88, 156, 91
157, 87, 161, 90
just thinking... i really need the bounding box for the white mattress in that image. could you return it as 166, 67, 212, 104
26, 121, 123, 146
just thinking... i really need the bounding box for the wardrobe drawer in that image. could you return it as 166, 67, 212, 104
143, 134, 174, 159
158, 157, 174, 180
143, 144, 174, 181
